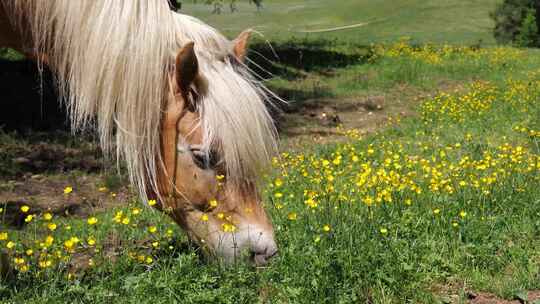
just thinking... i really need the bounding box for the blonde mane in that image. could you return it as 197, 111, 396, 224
2, 1, 278, 201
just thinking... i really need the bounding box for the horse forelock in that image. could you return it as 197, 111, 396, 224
2, 1, 278, 202
173, 13, 279, 188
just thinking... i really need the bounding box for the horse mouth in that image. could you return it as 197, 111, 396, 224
252, 248, 278, 266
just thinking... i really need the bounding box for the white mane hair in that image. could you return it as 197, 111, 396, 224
2, 1, 278, 200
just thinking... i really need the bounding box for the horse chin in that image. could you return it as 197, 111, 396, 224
211, 223, 278, 266
182, 214, 278, 266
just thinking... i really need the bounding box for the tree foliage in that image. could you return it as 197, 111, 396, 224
515, 8, 539, 47
491, 0, 540, 47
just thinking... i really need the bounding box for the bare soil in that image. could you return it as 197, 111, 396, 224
0, 173, 132, 228
468, 291, 540, 304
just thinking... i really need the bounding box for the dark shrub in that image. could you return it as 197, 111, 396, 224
491, 0, 540, 47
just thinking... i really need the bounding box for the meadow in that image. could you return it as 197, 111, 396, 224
1, 1, 540, 303
182, 0, 498, 45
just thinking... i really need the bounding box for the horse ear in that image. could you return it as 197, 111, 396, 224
176, 42, 199, 94
233, 30, 252, 62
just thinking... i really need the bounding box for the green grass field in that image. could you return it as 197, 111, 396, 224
183, 0, 499, 45
3, 1, 540, 303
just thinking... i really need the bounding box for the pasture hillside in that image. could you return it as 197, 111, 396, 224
183, 0, 499, 44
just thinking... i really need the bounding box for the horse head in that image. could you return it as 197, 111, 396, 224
157, 32, 278, 266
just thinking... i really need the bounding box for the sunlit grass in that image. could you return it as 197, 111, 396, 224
1, 41, 540, 303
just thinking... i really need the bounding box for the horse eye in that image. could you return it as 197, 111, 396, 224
191, 149, 210, 169
191, 148, 222, 170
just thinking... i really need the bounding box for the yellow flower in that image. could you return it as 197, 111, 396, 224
305, 198, 318, 208
19, 264, 29, 272
132, 208, 141, 215
217, 213, 225, 219
14, 257, 24, 265
148, 226, 157, 233
274, 192, 283, 199
216, 175, 225, 181
0, 232, 8, 241
145, 256, 153, 264
45, 235, 54, 247
25, 249, 33, 256
20, 205, 30, 213
209, 199, 218, 208
452, 222, 459, 228
113, 211, 123, 223
459, 211, 467, 218
274, 178, 283, 187
98, 187, 108, 192
24, 215, 34, 223
121, 217, 130, 225
64, 237, 80, 250
87, 217, 98, 225
47, 223, 57, 231
63, 186, 73, 194
287, 212, 297, 220
433, 209, 441, 215
39, 260, 52, 268
323, 224, 331, 232
380, 228, 388, 234
152, 241, 159, 248
43, 213, 53, 221
362, 196, 374, 206
222, 223, 236, 233
6, 241, 15, 249
200, 214, 209, 222
148, 199, 157, 207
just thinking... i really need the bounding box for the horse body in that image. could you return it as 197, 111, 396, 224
0, 1, 278, 265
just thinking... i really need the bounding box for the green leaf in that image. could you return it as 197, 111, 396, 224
514, 290, 528, 303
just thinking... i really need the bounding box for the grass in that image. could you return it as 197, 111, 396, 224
1, 42, 540, 303
182, 0, 500, 45
2, 2, 540, 302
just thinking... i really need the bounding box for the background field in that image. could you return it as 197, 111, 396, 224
183, 0, 499, 44
2, 1, 540, 303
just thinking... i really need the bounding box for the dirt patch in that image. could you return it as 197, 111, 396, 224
1, 139, 103, 178
11, 142, 102, 172
67, 232, 126, 274
280, 93, 411, 148
468, 291, 540, 304
278, 81, 466, 149
0, 173, 133, 228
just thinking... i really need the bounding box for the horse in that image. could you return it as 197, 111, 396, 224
0, 1, 279, 266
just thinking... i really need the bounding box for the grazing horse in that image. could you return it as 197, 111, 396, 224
0, 1, 279, 265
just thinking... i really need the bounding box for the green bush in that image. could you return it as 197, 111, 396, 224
0, 48, 25, 61
491, 0, 540, 47
515, 8, 539, 47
